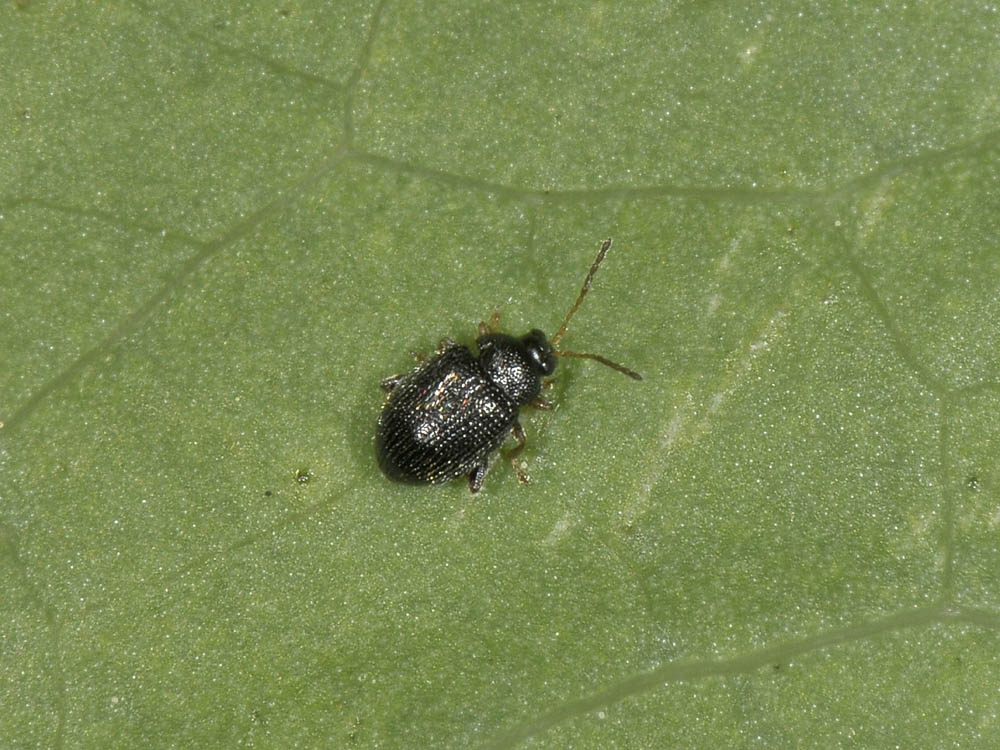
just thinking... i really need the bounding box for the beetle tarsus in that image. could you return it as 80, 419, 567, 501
505, 421, 531, 484
468, 462, 488, 493
380, 374, 404, 393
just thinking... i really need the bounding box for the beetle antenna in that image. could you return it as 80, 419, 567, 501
551, 237, 612, 347
551, 237, 642, 381
556, 350, 643, 380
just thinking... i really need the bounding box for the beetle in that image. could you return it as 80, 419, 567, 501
375, 237, 641, 493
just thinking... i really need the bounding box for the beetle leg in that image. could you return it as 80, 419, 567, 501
505, 420, 530, 484
436, 338, 458, 353
380, 374, 405, 392
530, 396, 554, 410
384, 346, 429, 389
468, 461, 488, 493
478, 308, 502, 336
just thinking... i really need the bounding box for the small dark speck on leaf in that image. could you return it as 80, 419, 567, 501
295, 468, 312, 484
966, 476, 979, 490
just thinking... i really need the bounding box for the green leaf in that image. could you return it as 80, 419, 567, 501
3, 1, 999, 747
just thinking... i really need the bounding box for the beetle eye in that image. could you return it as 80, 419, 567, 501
521, 329, 556, 376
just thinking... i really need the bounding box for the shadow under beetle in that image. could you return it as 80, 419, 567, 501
376, 238, 642, 493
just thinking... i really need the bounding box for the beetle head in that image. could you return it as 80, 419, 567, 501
521, 329, 557, 377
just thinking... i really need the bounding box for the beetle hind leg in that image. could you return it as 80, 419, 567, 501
504, 420, 531, 485
435, 338, 458, 354
380, 374, 405, 392
468, 461, 489, 493
382, 345, 437, 391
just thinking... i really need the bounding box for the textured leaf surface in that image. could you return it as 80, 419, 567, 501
3, 2, 999, 747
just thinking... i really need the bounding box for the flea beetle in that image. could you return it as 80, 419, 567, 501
375, 238, 641, 493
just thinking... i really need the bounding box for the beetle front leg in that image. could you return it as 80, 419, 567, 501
478, 308, 502, 337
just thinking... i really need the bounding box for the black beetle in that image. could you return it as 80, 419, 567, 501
376, 238, 641, 493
